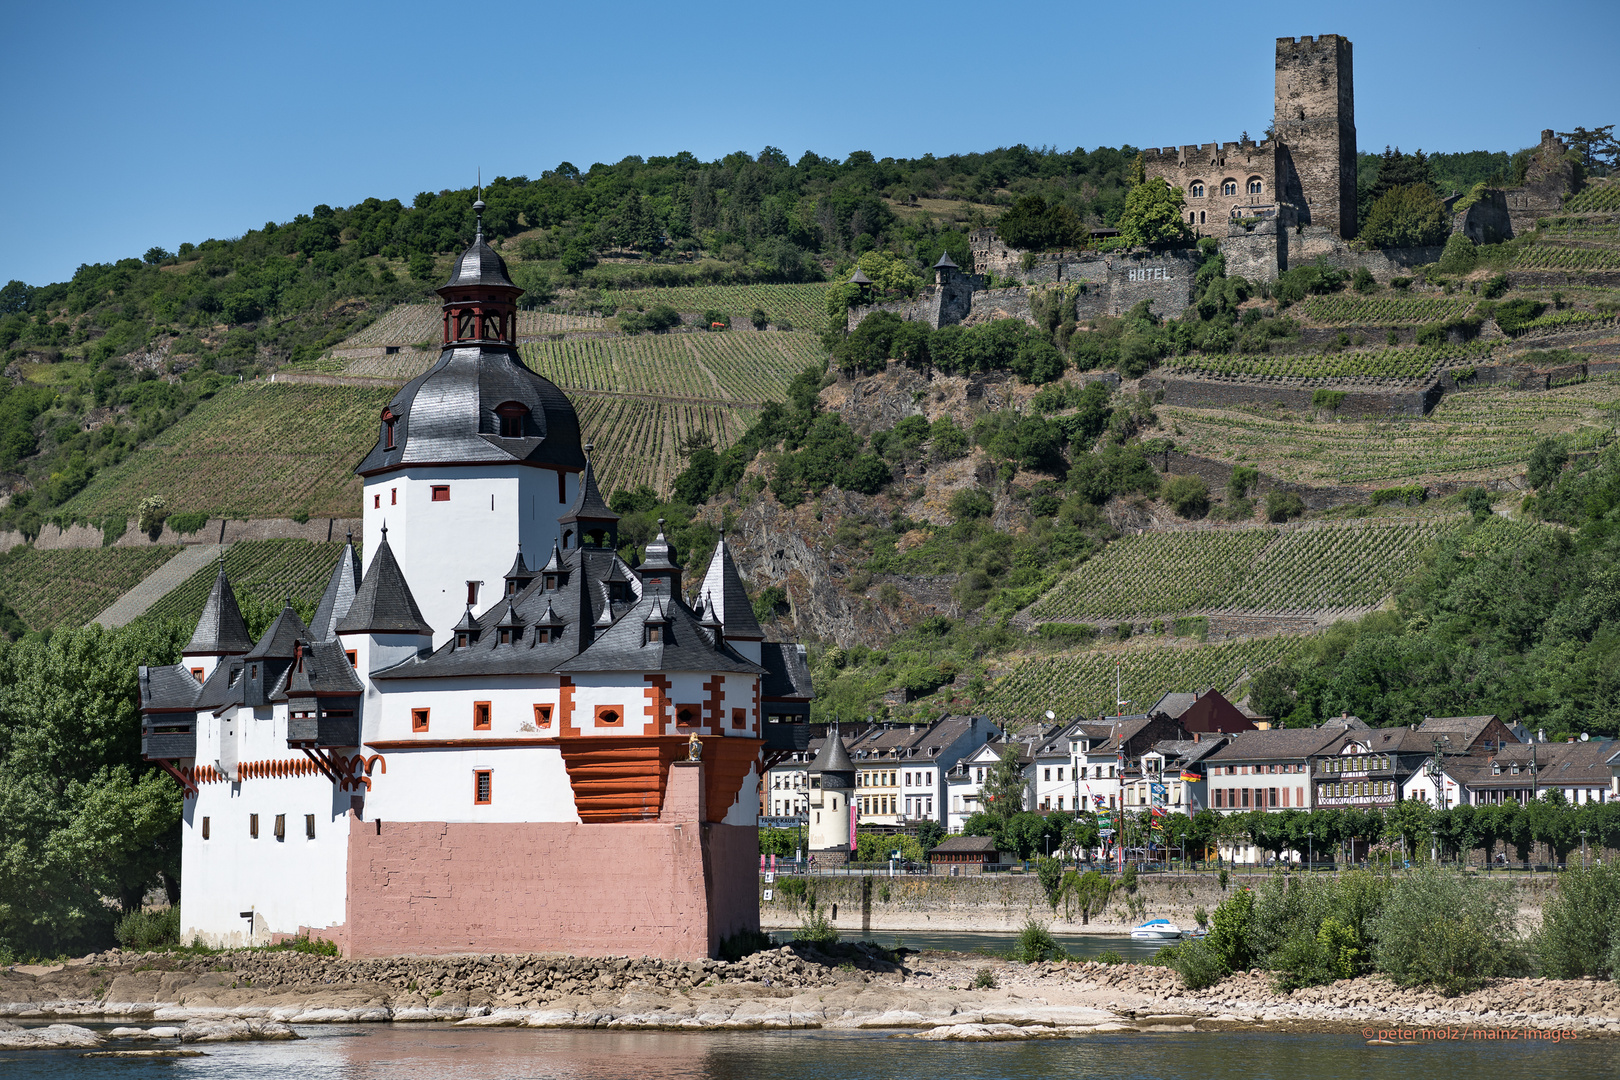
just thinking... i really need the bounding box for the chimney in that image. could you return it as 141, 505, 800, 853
1538, 729, 1547, 743
1193, 732, 1201, 743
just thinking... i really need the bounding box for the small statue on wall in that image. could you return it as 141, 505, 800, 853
688, 731, 703, 762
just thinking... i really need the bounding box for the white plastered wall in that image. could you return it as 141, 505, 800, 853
362, 465, 577, 646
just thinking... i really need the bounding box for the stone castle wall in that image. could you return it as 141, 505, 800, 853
1140, 141, 1283, 237
342, 765, 758, 961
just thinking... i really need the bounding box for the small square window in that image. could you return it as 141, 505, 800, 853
473, 701, 491, 730
201, 816, 210, 840
432, 485, 450, 502
595, 705, 623, 727
345, 650, 357, 667
391, 487, 397, 505
374, 494, 381, 509
305, 813, 316, 839
534, 704, 552, 728
474, 770, 493, 805
732, 707, 746, 730
250, 813, 260, 839
191, 667, 204, 681
274, 813, 286, 841
676, 704, 701, 728
412, 708, 430, 732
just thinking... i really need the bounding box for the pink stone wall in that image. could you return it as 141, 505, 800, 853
343, 752, 758, 960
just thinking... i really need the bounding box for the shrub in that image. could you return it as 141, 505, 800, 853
1036, 857, 1065, 909
167, 511, 209, 536
1527, 437, 1569, 490
972, 966, 999, 988
1351, 267, 1377, 293
1463, 487, 1493, 522
114, 907, 181, 950
273, 935, 341, 956
1227, 465, 1259, 501
1371, 865, 1525, 996
749, 307, 769, 329
949, 487, 995, 521
1481, 273, 1510, 300
795, 910, 839, 947
1538, 863, 1620, 979
1095, 950, 1125, 965
1370, 484, 1427, 507
1390, 276, 1413, 291
1162, 474, 1210, 518
1434, 232, 1479, 275
1206, 888, 1255, 971
1015, 917, 1065, 963
1266, 489, 1305, 522
137, 495, 168, 535
1311, 389, 1347, 413
1493, 298, 1547, 336
1169, 936, 1228, 989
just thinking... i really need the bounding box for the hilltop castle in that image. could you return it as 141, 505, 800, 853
1140, 35, 1358, 240
138, 205, 813, 960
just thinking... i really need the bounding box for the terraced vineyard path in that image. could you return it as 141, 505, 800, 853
92, 543, 230, 628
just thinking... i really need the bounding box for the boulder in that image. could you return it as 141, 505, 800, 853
0, 1023, 104, 1049
180, 1018, 300, 1043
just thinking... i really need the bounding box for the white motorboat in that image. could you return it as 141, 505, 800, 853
1130, 919, 1184, 940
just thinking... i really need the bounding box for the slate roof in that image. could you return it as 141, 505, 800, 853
310, 537, 363, 643
283, 639, 366, 699
1207, 727, 1343, 762
336, 533, 433, 636
138, 664, 203, 712
934, 251, 958, 269
184, 563, 253, 656
352, 345, 586, 476
1447, 740, 1616, 790
193, 657, 247, 713
1149, 691, 1198, 719
760, 642, 814, 700
808, 732, 856, 776
556, 587, 763, 676
849, 269, 872, 284
245, 602, 311, 661
443, 204, 518, 290
696, 533, 763, 640
1417, 715, 1502, 749
558, 454, 618, 526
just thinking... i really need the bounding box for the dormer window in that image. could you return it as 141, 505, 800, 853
544, 574, 558, 590
382, 408, 397, 450
535, 627, 550, 644
499, 628, 512, 645
456, 632, 469, 649
495, 401, 530, 438
647, 625, 662, 643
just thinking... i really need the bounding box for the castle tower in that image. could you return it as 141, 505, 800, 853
354, 198, 588, 643
806, 730, 855, 856
1273, 34, 1357, 238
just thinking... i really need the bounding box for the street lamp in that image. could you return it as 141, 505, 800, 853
1582, 828, 1590, 870
1431, 827, 1440, 865
1306, 830, 1313, 871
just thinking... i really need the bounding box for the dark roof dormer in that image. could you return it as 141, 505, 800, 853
533, 599, 566, 645
540, 540, 568, 590
495, 601, 524, 645
185, 559, 253, 657
643, 595, 672, 646
696, 530, 764, 641
452, 607, 479, 650
559, 445, 619, 549
245, 600, 311, 661
699, 591, 724, 648
504, 549, 533, 596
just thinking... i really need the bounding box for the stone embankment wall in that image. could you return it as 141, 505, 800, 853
760, 871, 1556, 936
1142, 373, 1437, 418
0, 517, 364, 556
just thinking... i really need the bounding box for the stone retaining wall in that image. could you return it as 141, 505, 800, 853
0, 517, 363, 556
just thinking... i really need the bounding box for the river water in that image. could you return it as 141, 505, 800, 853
767, 928, 1174, 961
4, 1023, 1607, 1079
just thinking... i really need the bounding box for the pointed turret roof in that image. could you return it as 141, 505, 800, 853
849, 268, 872, 285
696, 531, 764, 640
559, 448, 619, 526
934, 251, 958, 269
335, 529, 433, 635
541, 540, 566, 575
808, 731, 856, 775
505, 549, 532, 580
244, 600, 311, 661
641, 518, 677, 573
310, 534, 363, 643
185, 559, 254, 656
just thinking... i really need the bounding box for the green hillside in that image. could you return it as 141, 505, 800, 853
1027, 518, 1450, 623
139, 539, 352, 628
0, 545, 179, 631
54, 383, 388, 522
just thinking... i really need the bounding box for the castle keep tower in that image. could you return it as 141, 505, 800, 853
1273, 34, 1356, 239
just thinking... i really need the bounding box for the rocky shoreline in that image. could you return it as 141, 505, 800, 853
2, 946, 1618, 1043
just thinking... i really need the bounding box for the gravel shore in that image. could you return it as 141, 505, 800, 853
2, 946, 1617, 1041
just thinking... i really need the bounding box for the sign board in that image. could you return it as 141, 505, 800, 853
762, 889, 773, 901
759, 816, 806, 829
763, 873, 775, 884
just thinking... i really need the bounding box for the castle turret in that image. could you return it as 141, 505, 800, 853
807, 731, 856, 856
695, 531, 764, 663
558, 446, 618, 551
182, 559, 253, 683
638, 518, 681, 596
310, 533, 363, 643
336, 525, 432, 675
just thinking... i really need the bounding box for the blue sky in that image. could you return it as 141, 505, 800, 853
4, 0, 1617, 287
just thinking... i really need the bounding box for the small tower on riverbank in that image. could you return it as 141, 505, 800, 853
807, 730, 855, 860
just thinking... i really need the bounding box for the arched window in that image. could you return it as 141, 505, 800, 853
1221, 179, 1238, 196
1199, 211, 1206, 224
381, 408, 397, 450
495, 401, 530, 438
1190, 181, 1205, 198
1248, 177, 1264, 195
